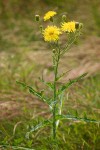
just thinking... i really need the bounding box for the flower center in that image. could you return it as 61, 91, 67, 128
49, 31, 54, 35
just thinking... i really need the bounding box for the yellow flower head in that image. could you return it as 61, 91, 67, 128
61, 21, 76, 32
44, 11, 57, 21
43, 26, 61, 42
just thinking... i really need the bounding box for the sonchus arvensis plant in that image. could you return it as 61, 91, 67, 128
17, 11, 99, 141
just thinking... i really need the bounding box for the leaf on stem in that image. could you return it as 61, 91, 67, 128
16, 81, 50, 105
57, 73, 87, 95
39, 77, 54, 90
56, 114, 100, 123
26, 119, 52, 138
56, 69, 71, 81
0, 145, 35, 150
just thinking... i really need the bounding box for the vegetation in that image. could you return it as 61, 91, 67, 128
0, 0, 100, 149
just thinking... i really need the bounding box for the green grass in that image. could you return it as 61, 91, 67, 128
0, 75, 100, 149
0, 0, 100, 149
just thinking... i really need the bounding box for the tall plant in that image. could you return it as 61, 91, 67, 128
17, 11, 98, 140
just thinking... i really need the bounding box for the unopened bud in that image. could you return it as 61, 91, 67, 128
75, 22, 83, 29
75, 22, 80, 29
62, 15, 67, 22
50, 17, 53, 22
79, 23, 83, 29
39, 25, 43, 33
35, 15, 40, 22
52, 49, 56, 53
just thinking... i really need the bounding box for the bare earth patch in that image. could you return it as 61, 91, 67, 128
0, 92, 49, 120
0, 101, 21, 120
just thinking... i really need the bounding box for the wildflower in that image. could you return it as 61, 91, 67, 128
44, 11, 57, 21
61, 21, 76, 32
43, 26, 61, 42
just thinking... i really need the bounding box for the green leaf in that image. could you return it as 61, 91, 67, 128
16, 81, 26, 88
57, 73, 87, 95
26, 119, 52, 139
39, 77, 54, 90
56, 69, 71, 81
56, 114, 100, 123
0, 145, 35, 150
16, 81, 50, 105
50, 100, 58, 107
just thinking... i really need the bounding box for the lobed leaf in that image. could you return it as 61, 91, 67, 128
0, 145, 35, 150
26, 119, 52, 139
56, 114, 100, 123
16, 81, 50, 105
56, 70, 71, 81
39, 77, 54, 90
57, 73, 87, 95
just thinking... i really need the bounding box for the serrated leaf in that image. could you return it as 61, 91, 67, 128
39, 78, 54, 90
16, 81, 26, 88
57, 73, 87, 95
0, 145, 35, 150
16, 81, 50, 105
46, 82, 54, 90
56, 70, 71, 81
56, 114, 100, 123
26, 119, 52, 137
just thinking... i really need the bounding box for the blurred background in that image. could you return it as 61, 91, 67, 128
0, 0, 100, 88
0, 0, 100, 149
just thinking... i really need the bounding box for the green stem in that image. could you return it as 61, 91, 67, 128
60, 32, 80, 56
53, 44, 60, 139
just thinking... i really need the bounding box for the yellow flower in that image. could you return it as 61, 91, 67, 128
44, 11, 57, 21
43, 26, 61, 42
61, 21, 76, 32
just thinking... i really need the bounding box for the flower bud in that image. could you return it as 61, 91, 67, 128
79, 23, 83, 29
39, 25, 43, 33
35, 15, 40, 22
52, 49, 56, 53
75, 22, 83, 29
75, 22, 80, 29
62, 15, 67, 22
50, 17, 53, 22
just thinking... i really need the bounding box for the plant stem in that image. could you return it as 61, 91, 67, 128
53, 45, 60, 139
